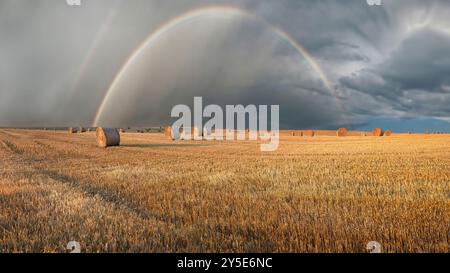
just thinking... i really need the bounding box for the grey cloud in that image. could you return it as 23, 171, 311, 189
1, 0, 450, 128
340, 28, 450, 118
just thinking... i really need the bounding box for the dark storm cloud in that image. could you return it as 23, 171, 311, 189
1, 0, 450, 129
340, 28, 450, 117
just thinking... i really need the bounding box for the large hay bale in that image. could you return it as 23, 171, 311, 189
304, 130, 315, 137
383, 129, 392, 136
336, 128, 348, 137
68, 127, 77, 134
372, 128, 383, 137
96, 128, 120, 148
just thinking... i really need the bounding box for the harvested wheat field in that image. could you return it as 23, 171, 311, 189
0, 129, 449, 253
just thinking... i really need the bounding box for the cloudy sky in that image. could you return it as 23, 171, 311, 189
1, 0, 450, 132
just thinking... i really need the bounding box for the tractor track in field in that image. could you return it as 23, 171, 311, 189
0, 131, 181, 226
0, 139, 24, 155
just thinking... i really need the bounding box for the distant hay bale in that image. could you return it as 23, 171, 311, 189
337, 128, 348, 137
179, 127, 195, 140
119, 128, 125, 133
304, 130, 315, 137
68, 127, 77, 134
165, 126, 174, 139
180, 129, 190, 140
383, 130, 392, 136
372, 128, 383, 137
96, 128, 120, 148
178, 127, 202, 140
291, 131, 303, 137
164, 126, 175, 140
313, 130, 336, 136
78, 127, 86, 133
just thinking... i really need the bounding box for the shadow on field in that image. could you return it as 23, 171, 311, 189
120, 143, 211, 148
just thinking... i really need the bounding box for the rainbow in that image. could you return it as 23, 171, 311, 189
93, 5, 334, 126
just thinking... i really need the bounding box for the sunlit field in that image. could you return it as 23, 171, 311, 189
0, 129, 449, 253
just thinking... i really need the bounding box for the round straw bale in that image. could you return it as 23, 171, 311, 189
165, 126, 174, 139
119, 128, 125, 133
372, 128, 383, 137
164, 127, 169, 136
336, 128, 348, 137
96, 128, 120, 148
68, 127, 77, 134
383, 130, 392, 136
304, 130, 315, 137
79, 127, 86, 133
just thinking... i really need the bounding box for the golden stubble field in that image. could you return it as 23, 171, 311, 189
0, 129, 449, 253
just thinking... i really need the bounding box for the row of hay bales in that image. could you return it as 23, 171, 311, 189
164, 127, 277, 140
69, 126, 163, 148
78, 126, 395, 149
67, 127, 92, 134
164, 127, 395, 139
124, 127, 163, 133
289, 128, 393, 137
69, 127, 164, 135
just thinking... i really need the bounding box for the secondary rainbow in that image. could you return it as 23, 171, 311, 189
69, 2, 120, 101
93, 5, 334, 126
